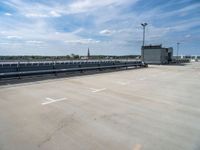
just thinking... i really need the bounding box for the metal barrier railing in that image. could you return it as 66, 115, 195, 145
0, 60, 147, 79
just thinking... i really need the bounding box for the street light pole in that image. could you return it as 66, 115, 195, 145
141, 23, 148, 61
177, 42, 180, 59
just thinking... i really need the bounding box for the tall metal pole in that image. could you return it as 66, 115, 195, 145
141, 23, 148, 61
177, 42, 180, 59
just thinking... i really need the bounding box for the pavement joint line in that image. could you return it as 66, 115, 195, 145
42, 97, 67, 105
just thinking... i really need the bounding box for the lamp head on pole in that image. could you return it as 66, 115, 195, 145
141, 23, 148, 27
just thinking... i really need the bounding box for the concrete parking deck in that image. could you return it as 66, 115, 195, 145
0, 62, 200, 150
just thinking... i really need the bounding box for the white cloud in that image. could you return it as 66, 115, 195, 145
26, 40, 45, 44
146, 26, 171, 39
99, 29, 114, 36
2, 0, 137, 18
6, 35, 22, 39
0, 31, 6, 34
25, 11, 62, 18
49, 10, 61, 17
25, 13, 48, 18
3, 0, 63, 18
5, 13, 12, 16
0, 42, 9, 45
167, 19, 200, 32
151, 3, 200, 19
185, 34, 191, 38
65, 38, 100, 44
68, 0, 137, 13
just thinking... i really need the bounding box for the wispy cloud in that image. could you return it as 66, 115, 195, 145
6, 35, 22, 39
26, 40, 45, 44
65, 38, 100, 44
68, 0, 137, 13
99, 29, 114, 36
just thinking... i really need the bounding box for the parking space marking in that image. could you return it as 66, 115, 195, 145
151, 74, 158, 77
42, 97, 67, 105
139, 77, 146, 80
116, 81, 130, 85
90, 88, 106, 93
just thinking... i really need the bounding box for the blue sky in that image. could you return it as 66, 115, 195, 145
0, 0, 199, 56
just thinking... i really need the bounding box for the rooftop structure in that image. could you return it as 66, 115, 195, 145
142, 44, 173, 64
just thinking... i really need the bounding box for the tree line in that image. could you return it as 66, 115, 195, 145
0, 54, 140, 61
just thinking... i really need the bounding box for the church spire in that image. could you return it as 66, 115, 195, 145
87, 48, 90, 58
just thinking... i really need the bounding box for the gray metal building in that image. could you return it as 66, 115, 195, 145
142, 45, 173, 64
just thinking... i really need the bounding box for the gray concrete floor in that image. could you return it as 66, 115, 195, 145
0, 62, 200, 150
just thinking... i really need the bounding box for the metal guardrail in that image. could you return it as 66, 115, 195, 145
0, 60, 147, 79
171, 59, 190, 64
0, 59, 138, 65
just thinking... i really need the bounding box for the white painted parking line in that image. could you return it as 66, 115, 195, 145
139, 77, 146, 80
116, 81, 129, 85
42, 97, 67, 105
90, 88, 106, 93
151, 75, 158, 77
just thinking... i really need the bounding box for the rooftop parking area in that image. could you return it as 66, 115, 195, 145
0, 62, 200, 150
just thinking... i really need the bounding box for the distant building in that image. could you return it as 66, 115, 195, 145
142, 45, 173, 64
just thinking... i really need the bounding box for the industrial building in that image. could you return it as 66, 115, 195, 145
142, 45, 173, 64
